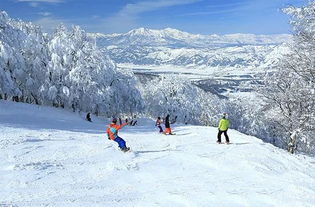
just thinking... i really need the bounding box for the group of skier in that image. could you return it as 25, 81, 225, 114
105, 113, 230, 152
155, 114, 174, 135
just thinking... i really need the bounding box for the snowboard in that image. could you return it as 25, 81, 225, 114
121, 147, 131, 152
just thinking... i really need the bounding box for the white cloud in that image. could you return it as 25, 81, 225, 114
17, 0, 64, 2
205, 2, 247, 9
92, 15, 100, 19
38, 12, 52, 16
117, 0, 201, 16
180, 9, 241, 17
16, 0, 64, 7
180, 0, 291, 17
101, 0, 201, 33
29, 2, 39, 7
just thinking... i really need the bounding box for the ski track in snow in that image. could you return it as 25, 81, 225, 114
1, 100, 315, 207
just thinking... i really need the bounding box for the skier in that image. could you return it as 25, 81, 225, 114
171, 115, 178, 124
184, 115, 188, 125
131, 115, 138, 126
163, 114, 173, 135
86, 113, 92, 122
106, 118, 130, 152
155, 117, 163, 133
217, 113, 230, 144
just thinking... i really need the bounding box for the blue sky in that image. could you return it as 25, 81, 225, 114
0, 0, 307, 34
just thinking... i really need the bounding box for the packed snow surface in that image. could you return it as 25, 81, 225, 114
1, 100, 315, 206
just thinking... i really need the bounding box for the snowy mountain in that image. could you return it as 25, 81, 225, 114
88, 28, 291, 68
1, 100, 315, 206
89, 27, 291, 48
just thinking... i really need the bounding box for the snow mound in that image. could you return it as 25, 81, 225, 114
1, 100, 315, 206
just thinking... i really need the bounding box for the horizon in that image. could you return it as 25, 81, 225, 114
0, 0, 307, 35
91, 26, 294, 36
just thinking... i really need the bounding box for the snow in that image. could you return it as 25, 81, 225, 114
1, 100, 315, 206
89, 27, 292, 104
90, 27, 291, 71
89, 27, 291, 47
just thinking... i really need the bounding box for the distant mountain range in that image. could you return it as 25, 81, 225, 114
88, 28, 291, 68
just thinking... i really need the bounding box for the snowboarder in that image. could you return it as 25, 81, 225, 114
106, 118, 130, 152
155, 117, 163, 133
86, 113, 92, 122
217, 113, 230, 144
163, 114, 173, 135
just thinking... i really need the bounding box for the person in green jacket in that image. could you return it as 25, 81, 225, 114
217, 113, 230, 144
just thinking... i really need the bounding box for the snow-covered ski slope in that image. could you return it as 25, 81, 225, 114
1, 100, 315, 207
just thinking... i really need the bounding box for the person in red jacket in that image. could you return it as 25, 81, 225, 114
106, 118, 130, 152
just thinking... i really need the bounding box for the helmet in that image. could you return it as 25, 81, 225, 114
112, 118, 117, 123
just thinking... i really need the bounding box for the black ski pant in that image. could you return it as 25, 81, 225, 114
217, 130, 229, 143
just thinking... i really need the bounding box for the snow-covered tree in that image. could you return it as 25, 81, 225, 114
12, 18, 49, 104
0, 11, 144, 118
258, 2, 315, 154
41, 24, 144, 116
0, 11, 48, 103
107, 69, 144, 117
0, 11, 23, 99
138, 75, 223, 125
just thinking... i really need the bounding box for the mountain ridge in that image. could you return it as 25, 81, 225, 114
87, 27, 291, 68
88, 27, 292, 48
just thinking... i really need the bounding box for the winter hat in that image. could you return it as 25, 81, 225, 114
112, 118, 117, 123
223, 113, 228, 118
